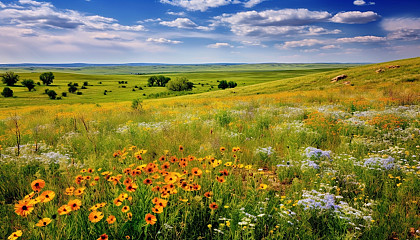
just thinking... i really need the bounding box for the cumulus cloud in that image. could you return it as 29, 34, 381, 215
0, 1, 145, 31
281, 39, 326, 49
160, 0, 234, 12
0, 1, 6, 8
337, 35, 386, 43
215, 9, 340, 37
382, 17, 420, 41
146, 37, 183, 44
331, 11, 380, 24
167, 11, 186, 16
243, 0, 265, 8
207, 42, 233, 48
353, 0, 375, 6
160, 18, 198, 28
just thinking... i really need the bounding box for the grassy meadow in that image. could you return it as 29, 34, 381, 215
1, 58, 419, 239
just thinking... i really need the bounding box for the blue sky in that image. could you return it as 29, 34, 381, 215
0, 0, 419, 63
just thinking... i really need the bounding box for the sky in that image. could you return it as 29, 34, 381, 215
0, 0, 420, 64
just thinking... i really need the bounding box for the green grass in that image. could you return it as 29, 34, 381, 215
0, 68, 343, 108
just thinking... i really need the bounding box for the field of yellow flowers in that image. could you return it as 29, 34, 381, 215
1, 76, 420, 239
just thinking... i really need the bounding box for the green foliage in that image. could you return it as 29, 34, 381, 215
21, 79, 36, 91
1, 87, 13, 97
46, 89, 57, 99
39, 72, 55, 85
218, 80, 237, 89
148, 75, 171, 87
131, 98, 143, 111
1, 71, 19, 86
167, 77, 194, 91
68, 82, 78, 93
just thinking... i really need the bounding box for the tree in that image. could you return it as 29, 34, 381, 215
21, 79, 36, 91
1, 87, 13, 97
156, 75, 171, 87
1, 72, 19, 86
39, 72, 55, 85
218, 80, 228, 89
68, 82, 78, 93
46, 90, 57, 99
228, 81, 237, 88
167, 77, 194, 91
147, 76, 158, 87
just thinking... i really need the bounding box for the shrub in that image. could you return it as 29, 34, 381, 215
218, 80, 228, 89
46, 90, 57, 99
167, 77, 194, 91
83, 81, 88, 86
81, 86, 87, 89
76, 91, 83, 95
1, 87, 13, 97
39, 72, 54, 85
21, 79, 36, 91
131, 98, 143, 111
1, 72, 19, 86
68, 83, 77, 93
62, 92, 67, 97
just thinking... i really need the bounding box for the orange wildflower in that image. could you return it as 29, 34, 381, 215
58, 205, 72, 215
209, 202, 219, 210
39, 190, 55, 203
14, 199, 35, 217
68, 199, 82, 211
106, 215, 116, 224
191, 167, 202, 176
97, 234, 108, 240
145, 213, 157, 225
89, 211, 104, 223
31, 179, 45, 192
35, 218, 52, 227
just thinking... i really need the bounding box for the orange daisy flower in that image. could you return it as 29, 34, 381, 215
179, 145, 184, 151
204, 191, 213, 198
97, 234, 108, 240
35, 218, 52, 227
126, 182, 138, 192
8, 230, 22, 239
106, 215, 116, 224
68, 199, 82, 211
14, 199, 35, 217
31, 179, 45, 192
58, 205, 72, 215
73, 187, 85, 196
64, 187, 75, 196
39, 190, 55, 203
143, 178, 152, 185
216, 176, 226, 183
145, 213, 157, 225
89, 211, 104, 223
209, 202, 218, 210
152, 205, 164, 214
191, 167, 202, 176
121, 205, 130, 213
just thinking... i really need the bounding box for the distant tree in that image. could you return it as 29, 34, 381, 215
2, 72, 19, 86
228, 81, 237, 88
167, 77, 194, 91
47, 90, 57, 99
39, 72, 54, 85
83, 81, 89, 86
218, 80, 228, 89
148, 76, 158, 87
156, 75, 171, 87
68, 83, 78, 93
1, 87, 13, 97
21, 79, 36, 91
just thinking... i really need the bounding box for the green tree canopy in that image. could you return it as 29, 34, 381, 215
22, 79, 36, 91
1, 87, 14, 97
167, 77, 194, 91
1, 72, 19, 86
39, 72, 55, 85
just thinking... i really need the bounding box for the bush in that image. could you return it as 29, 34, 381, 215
1, 87, 13, 97
81, 86, 87, 89
62, 92, 67, 97
68, 83, 78, 93
39, 72, 54, 85
83, 81, 88, 86
218, 80, 237, 89
21, 79, 36, 91
167, 77, 194, 91
228, 81, 237, 88
76, 91, 83, 95
131, 98, 143, 111
1, 72, 19, 86
46, 90, 57, 99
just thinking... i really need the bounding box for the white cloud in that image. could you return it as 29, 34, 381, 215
353, 0, 375, 6
160, 18, 197, 28
160, 0, 234, 12
0, 1, 6, 8
167, 11, 186, 16
0, 1, 145, 31
281, 39, 327, 48
207, 42, 233, 48
331, 11, 380, 24
147, 37, 182, 44
215, 9, 337, 37
337, 36, 386, 43
382, 18, 420, 41
243, 0, 265, 8
320, 44, 339, 49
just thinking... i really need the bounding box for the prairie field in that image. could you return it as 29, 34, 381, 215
1, 58, 419, 239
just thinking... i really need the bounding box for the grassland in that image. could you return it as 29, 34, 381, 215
0, 58, 419, 240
